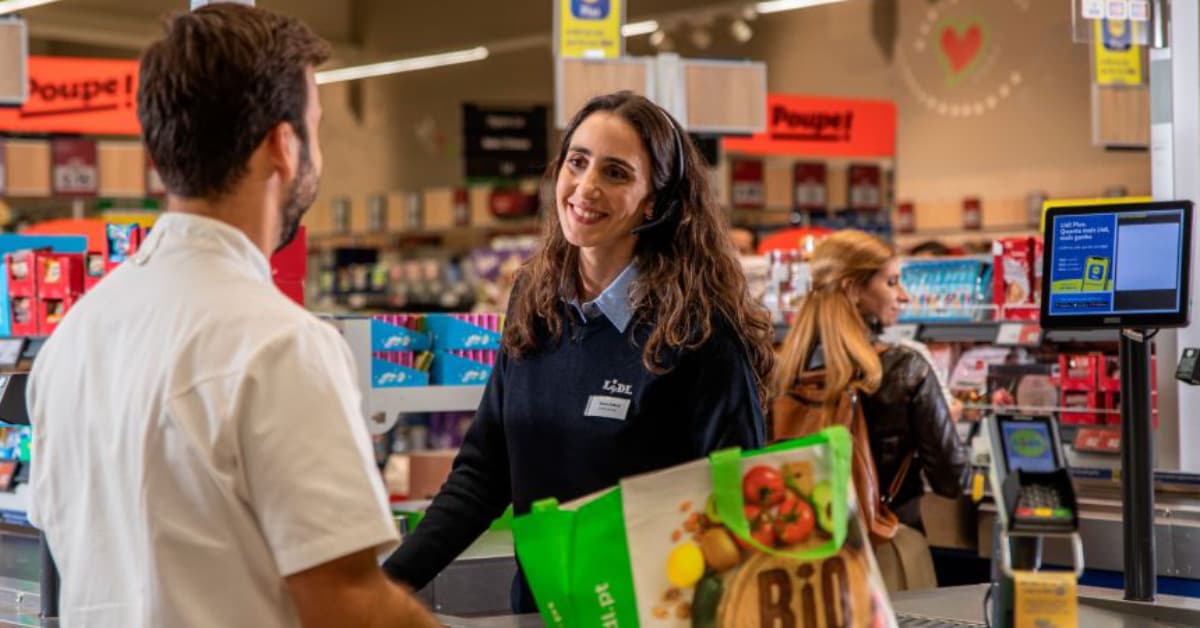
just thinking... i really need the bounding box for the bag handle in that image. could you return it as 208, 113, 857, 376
709, 426, 853, 561
850, 383, 914, 508
883, 452, 916, 506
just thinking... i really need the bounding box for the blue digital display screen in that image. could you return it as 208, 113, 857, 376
1001, 421, 1058, 473
1047, 209, 1185, 317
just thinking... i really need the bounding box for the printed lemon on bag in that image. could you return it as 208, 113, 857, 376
666, 542, 705, 588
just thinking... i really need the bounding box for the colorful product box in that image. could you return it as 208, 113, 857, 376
424, 313, 502, 351
37, 253, 84, 299
993, 237, 1038, 321
9, 296, 36, 336
0, 261, 10, 338
1058, 354, 1099, 392
370, 317, 432, 353
84, 252, 106, 292
899, 258, 991, 322
431, 351, 494, 386
38, 296, 76, 335
1060, 390, 1102, 425
370, 355, 431, 388
6, 251, 38, 298
105, 224, 142, 272
1098, 355, 1121, 393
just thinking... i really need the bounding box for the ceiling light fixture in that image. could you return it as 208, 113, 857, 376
0, 0, 60, 15
315, 46, 489, 84
730, 18, 754, 43
621, 20, 659, 37
754, 0, 847, 15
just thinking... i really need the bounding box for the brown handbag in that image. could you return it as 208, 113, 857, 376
772, 366, 916, 547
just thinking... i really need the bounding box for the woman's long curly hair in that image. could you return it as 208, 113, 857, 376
502, 91, 775, 407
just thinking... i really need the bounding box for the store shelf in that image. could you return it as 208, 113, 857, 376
365, 385, 485, 414
731, 208, 792, 228
899, 322, 1117, 345
893, 225, 1038, 245
1043, 329, 1121, 344
772, 321, 1120, 345
309, 221, 540, 250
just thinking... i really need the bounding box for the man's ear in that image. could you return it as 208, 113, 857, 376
264, 121, 301, 183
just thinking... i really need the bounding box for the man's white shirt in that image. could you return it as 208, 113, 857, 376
28, 213, 398, 627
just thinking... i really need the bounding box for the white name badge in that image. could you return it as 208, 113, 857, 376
584, 395, 631, 421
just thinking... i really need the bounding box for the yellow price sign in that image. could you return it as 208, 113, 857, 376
556, 0, 624, 59
1093, 19, 1142, 86
1014, 570, 1078, 628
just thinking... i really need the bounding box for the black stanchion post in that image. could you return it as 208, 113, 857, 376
1120, 330, 1156, 601
38, 534, 59, 620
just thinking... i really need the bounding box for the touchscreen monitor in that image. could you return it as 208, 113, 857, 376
1041, 201, 1192, 329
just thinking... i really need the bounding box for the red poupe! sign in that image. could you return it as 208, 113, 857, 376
722, 94, 896, 159
0, 56, 141, 136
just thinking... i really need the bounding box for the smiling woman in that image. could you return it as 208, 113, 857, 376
384, 91, 776, 613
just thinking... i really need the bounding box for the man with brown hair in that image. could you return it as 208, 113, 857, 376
27, 4, 437, 626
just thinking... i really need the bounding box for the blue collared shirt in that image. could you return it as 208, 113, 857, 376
567, 262, 638, 333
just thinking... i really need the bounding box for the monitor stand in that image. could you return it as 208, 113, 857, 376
1120, 329, 1156, 601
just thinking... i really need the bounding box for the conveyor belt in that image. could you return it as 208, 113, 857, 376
896, 614, 986, 628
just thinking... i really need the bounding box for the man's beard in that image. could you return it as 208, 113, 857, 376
276, 143, 318, 253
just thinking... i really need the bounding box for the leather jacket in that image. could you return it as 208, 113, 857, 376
805, 340, 970, 527
860, 344, 971, 523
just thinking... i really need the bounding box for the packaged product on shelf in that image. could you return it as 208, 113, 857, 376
1032, 237, 1044, 307
0, 425, 31, 461
9, 297, 36, 337
513, 427, 897, 628
985, 364, 1058, 415
84, 252, 106, 291
469, 235, 537, 312
36, 253, 84, 299
763, 250, 810, 324
899, 258, 991, 322
6, 251, 37, 298
739, 255, 770, 307
38, 296, 76, 336
1057, 354, 1100, 392
426, 313, 502, 385
1060, 390, 1102, 425
106, 223, 142, 268
947, 347, 1012, 420
1094, 354, 1158, 428
992, 237, 1040, 321
370, 315, 433, 387
428, 412, 474, 450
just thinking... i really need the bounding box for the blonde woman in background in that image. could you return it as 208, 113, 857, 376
772, 229, 970, 590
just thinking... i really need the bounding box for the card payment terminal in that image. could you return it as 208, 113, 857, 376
985, 414, 1084, 627
990, 415, 1078, 532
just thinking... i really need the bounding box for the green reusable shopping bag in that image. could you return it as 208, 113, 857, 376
513, 426, 897, 627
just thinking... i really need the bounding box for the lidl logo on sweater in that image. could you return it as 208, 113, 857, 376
603, 379, 633, 396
